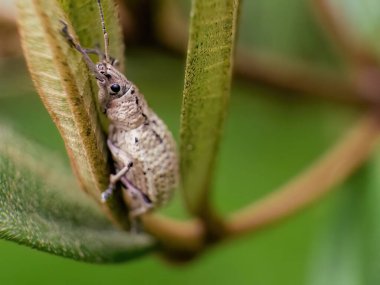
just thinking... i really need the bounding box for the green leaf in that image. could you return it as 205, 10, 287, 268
180, 0, 240, 216
306, 2, 380, 283
0, 125, 155, 263
308, 151, 380, 285
16, 0, 129, 227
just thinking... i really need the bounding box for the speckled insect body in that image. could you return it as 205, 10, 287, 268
101, 66, 179, 216
61, 0, 179, 218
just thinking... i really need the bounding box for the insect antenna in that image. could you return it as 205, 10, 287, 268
96, 0, 110, 63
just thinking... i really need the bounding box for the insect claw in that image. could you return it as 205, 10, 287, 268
101, 186, 114, 202
60, 20, 75, 47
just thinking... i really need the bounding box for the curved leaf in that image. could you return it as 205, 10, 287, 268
16, 0, 128, 227
180, 0, 240, 216
307, 2, 380, 283
0, 125, 155, 263
308, 153, 380, 285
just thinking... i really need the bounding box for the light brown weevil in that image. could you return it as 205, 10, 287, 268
61, 0, 179, 219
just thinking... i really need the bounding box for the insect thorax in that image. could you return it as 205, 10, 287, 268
105, 88, 148, 130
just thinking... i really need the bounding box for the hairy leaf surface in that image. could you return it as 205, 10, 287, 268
16, 0, 128, 227
180, 0, 240, 215
0, 126, 155, 263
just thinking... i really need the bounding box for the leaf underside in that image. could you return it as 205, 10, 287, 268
11, 0, 157, 262
180, 0, 240, 215
0, 126, 155, 263
16, 0, 129, 227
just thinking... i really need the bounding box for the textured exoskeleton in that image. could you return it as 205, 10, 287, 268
61, 0, 179, 218
99, 65, 179, 216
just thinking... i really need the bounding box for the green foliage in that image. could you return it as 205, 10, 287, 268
9, 0, 242, 261
306, 2, 380, 283
2, 0, 380, 282
0, 126, 154, 263
336, 0, 380, 56
181, 0, 239, 215
309, 153, 380, 285
0, 47, 353, 285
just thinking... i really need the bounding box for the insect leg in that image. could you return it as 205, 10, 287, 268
59, 20, 105, 82
107, 139, 134, 166
101, 139, 135, 202
83, 46, 118, 66
101, 163, 133, 202
110, 163, 133, 185
84, 47, 104, 61
120, 177, 153, 217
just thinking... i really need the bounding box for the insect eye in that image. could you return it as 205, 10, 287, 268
110, 83, 120, 93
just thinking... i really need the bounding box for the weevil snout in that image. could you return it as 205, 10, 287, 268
95, 62, 135, 110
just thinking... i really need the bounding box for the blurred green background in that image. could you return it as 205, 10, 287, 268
1, 0, 380, 284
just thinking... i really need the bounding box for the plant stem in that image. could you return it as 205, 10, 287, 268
141, 214, 204, 252
224, 112, 380, 237
234, 48, 369, 104
143, 112, 380, 254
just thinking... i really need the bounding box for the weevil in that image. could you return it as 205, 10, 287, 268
60, 0, 179, 219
